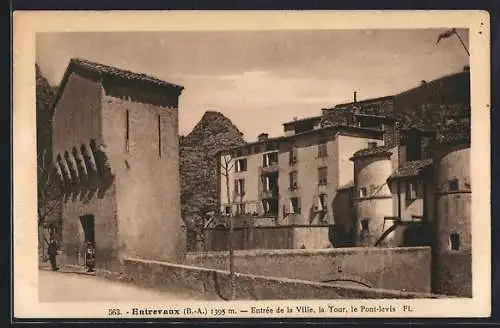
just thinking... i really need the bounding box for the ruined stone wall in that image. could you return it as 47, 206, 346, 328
180, 111, 246, 228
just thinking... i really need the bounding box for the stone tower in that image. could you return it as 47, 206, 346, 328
432, 135, 472, 297
51, 58, 186, 272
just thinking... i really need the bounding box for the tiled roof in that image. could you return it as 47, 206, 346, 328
337, 181, 355, 191
435, 132, 470, 146
388, 159, 433, 180
71, 58, 184, 90
350, 145, 393, 160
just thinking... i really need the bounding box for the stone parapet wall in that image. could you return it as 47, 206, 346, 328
120, 258, 441, 300
186, 247, 432, 293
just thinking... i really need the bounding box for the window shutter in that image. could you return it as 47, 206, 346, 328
289, 199, 295, 214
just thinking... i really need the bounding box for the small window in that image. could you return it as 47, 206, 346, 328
125, 109, 130, 153
289, 148, 297, 165
290, 197, 301, 214
450, 232, 460, 250
238, 203, 246, 215
262, 176, 272, 192
359, 187, 367, 197
448, 178, 459, 191
158, 114, 162, 158
406, 181, 417, 200
318, 193, 327, 211
361, 219, 370, 232
318, 141, 328, 158
234, 179, 245, 196
235, 158, 247, 172
224, 206, 231, 215
289, 171, 298, 189
318, 167, 328, 185
263, 152, 278, 167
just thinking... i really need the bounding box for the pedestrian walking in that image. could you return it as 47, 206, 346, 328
47, 238, 59, 271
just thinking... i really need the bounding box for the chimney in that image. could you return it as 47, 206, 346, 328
463, 65, 470, 72
258, 133, 269, 142
421, 80, 427, 86
353, 91, 357, 103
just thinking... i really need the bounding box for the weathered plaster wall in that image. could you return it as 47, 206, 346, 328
52, 74, 121, 271
292, 226, 331, 249
61, 184, 119, 271
52, 73, 103, 157
185, 247, 432, 293
337, 135, 383, 187
398, 180, 425, 221
278, 132, 337, 226
101, 87, 185, 263
433, 144, 472, 297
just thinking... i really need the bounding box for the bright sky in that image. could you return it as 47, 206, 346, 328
36, 29, 469, 141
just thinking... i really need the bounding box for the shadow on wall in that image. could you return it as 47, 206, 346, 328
330, 190, 356, 247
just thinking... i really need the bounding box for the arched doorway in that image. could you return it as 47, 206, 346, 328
79, 214, 96, 271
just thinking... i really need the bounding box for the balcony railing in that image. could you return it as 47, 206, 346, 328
260, 163, 279, 174
260, 189, 278, 199
219, 200, 279, 218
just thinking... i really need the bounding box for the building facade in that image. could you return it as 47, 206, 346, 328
213, 111, 388, 249
51, 58, 186, 271
349, 127, 437, 248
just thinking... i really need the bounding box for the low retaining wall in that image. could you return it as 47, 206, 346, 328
121, 258, 440, 300
185, 247, 432, 293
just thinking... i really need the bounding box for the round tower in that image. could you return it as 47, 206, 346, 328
351, 145, 395, 247
432, 135, 471, 297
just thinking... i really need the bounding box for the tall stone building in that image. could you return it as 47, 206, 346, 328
213, 112, 390, 250
51, 58, 186, 271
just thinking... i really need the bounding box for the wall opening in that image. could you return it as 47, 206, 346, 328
449, 232, 460, 250
125, 110, 130, 153
158, 114, 161, 158
79, 214, 96, 271
361, 219, 370, 232
448, 178, 459, 191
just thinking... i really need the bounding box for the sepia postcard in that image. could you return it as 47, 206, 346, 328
13, 10, 491, 319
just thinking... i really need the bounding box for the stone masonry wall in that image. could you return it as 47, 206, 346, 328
185, 247, 432, 293
120, 258, 440, 300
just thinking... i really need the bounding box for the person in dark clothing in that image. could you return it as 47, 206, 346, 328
47, 239, 59, 271
85, 241, 95, 273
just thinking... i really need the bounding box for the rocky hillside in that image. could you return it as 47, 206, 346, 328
392, 69, 470, 137
180, 111, 246, 229
322, 68, 471, 140
36, 64, 58, 159
36, 64, 62, 231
